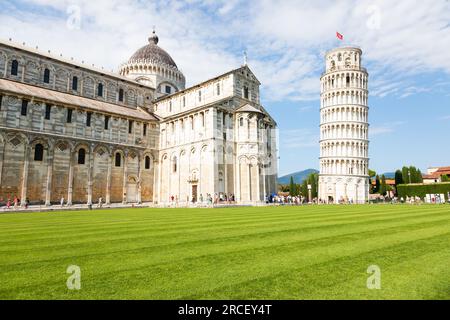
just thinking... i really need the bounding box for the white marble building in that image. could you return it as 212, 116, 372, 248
0, 31, 277, 207
147, 35, 278, 205
318, 47, 370, 204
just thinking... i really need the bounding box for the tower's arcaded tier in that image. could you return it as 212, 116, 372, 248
318, 47, 370, 204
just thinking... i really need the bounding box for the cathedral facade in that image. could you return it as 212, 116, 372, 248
0, 31, 277, 206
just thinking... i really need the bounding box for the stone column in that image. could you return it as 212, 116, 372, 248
67, 151, 74, 206
137, 153, 142, 204
154, 158, 160, 204
236, 161, 241, 202
87, 145, 94, 205
3, 58, 7, 77
256, 164, 261, 202
105, 152, 112, 205
177, 155, 181, 202
248, 163, 252, 202
0, 142, 5, 186
224, 151, 228, 196
44, 146, 54, 206
21, 62, 25, 82
20, 144, 30, 206
262, 164, 266, 202
122, 151, 128, 204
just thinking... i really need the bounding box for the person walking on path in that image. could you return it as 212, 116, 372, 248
60, 197, 65, 208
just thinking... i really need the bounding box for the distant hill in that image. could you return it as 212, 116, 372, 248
278, 169, 319, 185
278, 170, 394, 184
381, 172, 395, 179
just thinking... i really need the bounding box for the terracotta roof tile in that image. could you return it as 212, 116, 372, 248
0, 79, 157, 121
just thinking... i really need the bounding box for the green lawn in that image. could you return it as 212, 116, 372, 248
0, 205, 449, 300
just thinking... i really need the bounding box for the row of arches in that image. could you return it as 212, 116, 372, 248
0, 51, 150, 107
0, 131, 155, 205
321, 72, 368, 91
321, 91, 368, 107
327, 50, 361, 70
0, 94, 153, 148
321, 106, 368, 123
321, 124, 369, 140
320, 159, 368, 176
161, 111, 208, 148
159, 143, 211, 204
320, 141, 369, 158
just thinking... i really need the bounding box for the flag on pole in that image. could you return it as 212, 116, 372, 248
336, 32, 344, 40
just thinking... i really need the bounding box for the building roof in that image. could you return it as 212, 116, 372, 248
423, 166, 450, 179
128, 31, 178, 68
235, 104, 264, 114
155, 65, 261, 103
0, 38, 151, 88
371, 179, 396, 186
0, 79, 157, 121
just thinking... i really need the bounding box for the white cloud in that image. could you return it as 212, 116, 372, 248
370, 121, 406, 137
0, 0, 449, 101
279, 129, 319, 149
299, 106, 314, 113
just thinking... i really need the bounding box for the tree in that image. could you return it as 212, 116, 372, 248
304, 172, 319, 199
301, 180, 308, 198
394, 170, 403, 186
402, 166, 410, 184
442, 175, 449, 182
374, 175, 381, 193
289, 176, 296, 196
368, 169, 376, 184
380, 175, 387, 196
368, 169, 377, 194
417, 169, 423, 183
409, 166, 418, 183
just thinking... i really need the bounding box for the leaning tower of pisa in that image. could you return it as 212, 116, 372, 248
318, 47, 370, 204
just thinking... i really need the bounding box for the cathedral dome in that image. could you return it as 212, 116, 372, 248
128, 30, 178, 68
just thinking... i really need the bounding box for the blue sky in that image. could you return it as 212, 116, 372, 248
1, 0, 449, 176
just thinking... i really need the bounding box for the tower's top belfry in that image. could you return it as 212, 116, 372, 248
324, 47, 363, 74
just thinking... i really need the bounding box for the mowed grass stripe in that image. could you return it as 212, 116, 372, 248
0, 205, 449, 299
2, 213, 449, 286
0, 210, 446, 271
0, 206, 447, 265
0, 216, 450, 298
0, 205, 415, 234
0, 206, 446, 263
0, 206, 442, 246
0, 206, 379, 236
189, 233, 450, 300
0, 207, 447, 268
2, 221, 449, 299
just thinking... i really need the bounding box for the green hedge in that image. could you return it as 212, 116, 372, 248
397, 183, 450, 200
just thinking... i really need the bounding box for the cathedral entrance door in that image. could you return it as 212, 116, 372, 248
192, 185, 198, 203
